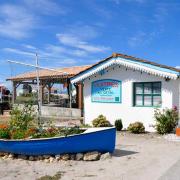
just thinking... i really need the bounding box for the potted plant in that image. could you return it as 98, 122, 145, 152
176, 121, 180, 136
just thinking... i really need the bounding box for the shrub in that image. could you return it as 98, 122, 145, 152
0, 124, 10, 139
115, 119, 123, 131
92, 115, 111, 127
10, 103, 37, 131
127, 121, 145, 134
154, 106, 179, 134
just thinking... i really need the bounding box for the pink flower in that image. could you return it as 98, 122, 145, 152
173, 105, 178, 111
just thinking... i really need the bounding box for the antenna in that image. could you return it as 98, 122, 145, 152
7, 54, 68, 125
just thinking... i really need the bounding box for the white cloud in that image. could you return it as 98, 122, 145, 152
0, 1, 65, 39
3, 48, 35, 56
56, 33, 110, 53
176, 66, 180, 69
0, 4, 37, 39
22, 44, 37, 50
128, 31, 156, 47
111, 0, 146, 4
23, 0, 67, 15
45, 44, 88, 57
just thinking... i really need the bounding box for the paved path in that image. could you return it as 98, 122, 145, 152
159, 159, 180, 180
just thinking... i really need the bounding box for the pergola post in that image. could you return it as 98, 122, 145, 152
12, 81, 19, 104
76, 83, 83, 110
47, 83, 53, 104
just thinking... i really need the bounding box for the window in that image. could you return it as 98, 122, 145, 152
133, 82, 161, 107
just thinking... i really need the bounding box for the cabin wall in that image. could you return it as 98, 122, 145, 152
83, 65, 180, 132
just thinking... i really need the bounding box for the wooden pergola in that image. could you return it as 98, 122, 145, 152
7, 65, 91, 110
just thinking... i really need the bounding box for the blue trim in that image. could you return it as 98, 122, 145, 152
116, 57, 179, 75
71, 57, 179, 82
71, 58, 112, 81
91, 79, 122, 104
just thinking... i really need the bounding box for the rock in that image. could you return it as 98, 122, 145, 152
2, 155, 8, 160
34, 156, 39, 161
70, 154, 75, 160
8, 154, 14, 159
83, 151, 100, 161
61, 154, 70, 161
100, 153, 111, 160
18, 155, 27, 160
43, 155, 50, 159
29, 156, 34, 161
0, 152, 5, 156
44, 159, 50, 163
38, 156, 43, 160
75, 153, 84, 161
55, 155, 61, 161
49, 157, 54, 163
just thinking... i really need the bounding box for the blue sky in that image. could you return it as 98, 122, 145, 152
0, 0, 180, 87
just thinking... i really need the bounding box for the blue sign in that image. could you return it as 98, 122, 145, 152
91, 79, 121, 103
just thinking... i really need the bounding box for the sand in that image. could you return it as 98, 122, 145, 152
0, 132, 180, 180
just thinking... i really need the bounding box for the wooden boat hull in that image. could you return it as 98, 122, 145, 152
0, 127, 116, 155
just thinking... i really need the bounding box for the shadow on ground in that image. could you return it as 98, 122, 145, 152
112, 149, 139, 157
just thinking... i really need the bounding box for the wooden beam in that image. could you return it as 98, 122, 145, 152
47, 83, 53, 104
12, 81, 19, 104
77, 83, 83, 110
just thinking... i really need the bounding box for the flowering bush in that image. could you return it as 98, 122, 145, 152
0, 103, 85, 140
154, 106, 179, 134
10, 104, 37, 131
0, 124, 10, 139
10, 129, 26, 139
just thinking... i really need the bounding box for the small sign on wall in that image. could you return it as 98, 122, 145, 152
91, 79, 121, 103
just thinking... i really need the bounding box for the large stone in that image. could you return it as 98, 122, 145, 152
29, 156, 34, 161
100, 152, 111, 160
70, 154, 75, 160
49, 157, 55, 163
0, 152, 6, 156
55, 155, 61, 161
44, 159, 50, 163
43, 155, 50, 159
18, 155, 27, 160
8, 154, 14, 159
83, 151, 100, 161
2, 155, 8, 160
61, 154, 70, 161
75, 153, 84, 161
38, 156, 43, 160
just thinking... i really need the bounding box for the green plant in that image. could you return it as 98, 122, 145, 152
80, 124, 92, 128
154, 106, 179, 134
92, 115, 111, 127
10, 130, 26, 139
127, 121, 145, 134
0, 125, 10, 139
115, 119, 123, 131
30, 127, 84, 139
10, 103, 37, 131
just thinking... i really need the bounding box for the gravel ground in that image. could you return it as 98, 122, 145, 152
0, 132, 180, 180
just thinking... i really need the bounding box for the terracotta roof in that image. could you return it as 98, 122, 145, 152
71, 53, 180, 79
7, 65, 92, 81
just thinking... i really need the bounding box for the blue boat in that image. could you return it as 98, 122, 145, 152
0, 127, 116, 155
